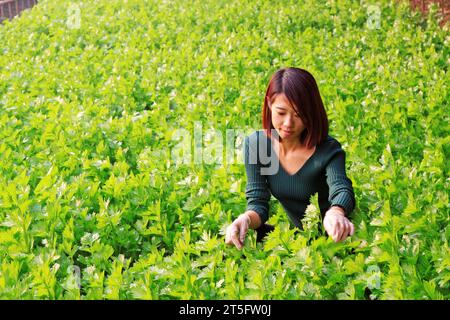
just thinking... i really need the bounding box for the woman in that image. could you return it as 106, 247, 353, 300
225, 67, 356, 250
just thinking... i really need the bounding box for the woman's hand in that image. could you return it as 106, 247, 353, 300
225, 214, 251, 250
323, 207, 354, 242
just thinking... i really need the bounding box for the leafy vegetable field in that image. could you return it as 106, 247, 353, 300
0, 0, 448, 299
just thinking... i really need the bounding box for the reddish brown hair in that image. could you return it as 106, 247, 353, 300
262, 67, 329, 148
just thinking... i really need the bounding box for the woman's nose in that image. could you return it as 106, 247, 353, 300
283, 116, 294, 126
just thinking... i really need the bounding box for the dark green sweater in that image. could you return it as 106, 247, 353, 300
244, 130, 355, 228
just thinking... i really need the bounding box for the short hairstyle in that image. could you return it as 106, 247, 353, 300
262, 67, 329, 149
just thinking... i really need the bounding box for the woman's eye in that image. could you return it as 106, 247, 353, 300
278, 112, 300, 118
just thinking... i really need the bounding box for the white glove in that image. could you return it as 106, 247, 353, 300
225, 214, 251, 250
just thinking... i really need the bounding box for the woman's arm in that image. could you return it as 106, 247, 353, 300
225, 134, 270, 249
325, 147, 355, 218
244, 133, 272, 224
243, 210, 262, 229
324, 143, 356, 242
329, 205, 346, 216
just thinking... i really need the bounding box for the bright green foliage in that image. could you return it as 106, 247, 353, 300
0, 0, 448, 299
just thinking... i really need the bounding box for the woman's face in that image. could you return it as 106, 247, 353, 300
269, 93, 306, 142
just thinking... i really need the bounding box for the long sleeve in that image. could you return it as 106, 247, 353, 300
244, 134, 271, 224
325, 146, 356, 217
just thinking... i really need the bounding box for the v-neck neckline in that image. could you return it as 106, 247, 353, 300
268, 136, 318, 177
